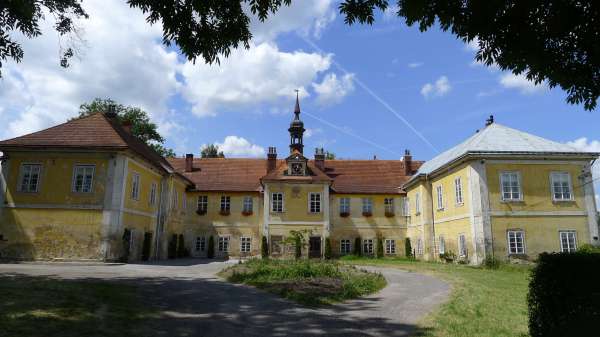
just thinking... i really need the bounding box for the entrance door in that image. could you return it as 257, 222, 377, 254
309, 236, 322, 258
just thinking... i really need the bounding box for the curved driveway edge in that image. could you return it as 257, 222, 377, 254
0, 261, 450, 337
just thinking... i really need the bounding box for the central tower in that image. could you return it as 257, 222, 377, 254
288, 91, 305, 154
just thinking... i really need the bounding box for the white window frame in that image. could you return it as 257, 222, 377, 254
438, 236, 445, 255
436, 185, 444, 210
458, 234, 467, 257
363, 239, 374, 255
195, 236, 206, 252
385, 239, 396, 255
559, 231, 577, 253
131, 173, 141, 200
362, 198, 373, 213
172, 189, 178, 209
220, 195, 231, 212
149, 182, 157, 205
243, 196, 253, 213
240, 237, 252, 253
197, 195, 208, 213
17, 163, 42, 193
417, 238, 423, 256
71, 164, 95, 193
339, 197, 350, 214
415, 192, 421, 215
340, 239, 351, 254
550, 172, 573, 201
309, 192, 322, 213
507, 230, 525, 255
218, 236, 230, 252
454, 177, 463, 205
500, 171, 522, 201
385, 198, 395, 214
271, 192, 284, 213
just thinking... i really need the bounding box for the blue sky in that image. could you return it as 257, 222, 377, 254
0, 0, 598, 202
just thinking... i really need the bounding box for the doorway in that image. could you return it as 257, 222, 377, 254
309, 236, 321, 258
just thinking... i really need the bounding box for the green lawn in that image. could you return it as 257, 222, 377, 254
0, 275, 150, 337
342, 256, 531, 337
219, 258, 387, 306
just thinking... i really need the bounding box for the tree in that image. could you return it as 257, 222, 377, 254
405, 238, 412, 259
283, 229, 310, 259
0, 0, 88, 77
324, 238, 332, 260
201, 144, 225, 158
78, 98, 176, 157
325, 151, 336, 160
207, 236, 215, 259
354, 237, 362, 256
177, 234, 185, 258
261, 236, 269, 259
376, 237, 384, 258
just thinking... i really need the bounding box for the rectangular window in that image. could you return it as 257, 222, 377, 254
415, 192, 421, 214
309, 192, 322, 213
507, 230, 525, 255
551, 172, 573, 201
384, 198, 395, 214
172, 190, 178, 209
182, 194, 187, 210
197, 195, 208, 213
243, 196, 253, 213
559, 231, 577, 253
385, 239, 396, 255
195, 236, 206, 252
271, 192, 283, 212
131, 173, 140, 200
417, 238, 423, 256
458, 234, 467, 257
363, 239, 374, 255
18, 163, 42, 193
339, 197, 350, 214
340, 239, 351, 254
240, 237, 252, 253
220, 196, 231, 212
501, 172, 522, 201
149, 183, 157, 205
218, 236, 230, 252
438, 236, 445, 255
455, 177, 463, 204
72, 165, 95, 193
436, 185, 444, 210
362, 198, 373, 213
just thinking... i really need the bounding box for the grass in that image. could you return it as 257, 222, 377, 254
0, 275, 150, 337
218, 258, 387, 306
340, 256, 532, 337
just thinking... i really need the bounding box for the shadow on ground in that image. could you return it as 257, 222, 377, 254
0, 260, 435, 337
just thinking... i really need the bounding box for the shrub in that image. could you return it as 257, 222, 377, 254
207, 236, 215, 259
483, 256, 501, 269
528, 252, 600, 337
404, 238, 412, 259
577, 243, 600, 254
440, 251, 456, 263
354, 237, 362, 256
376, 237, 384, 258
294, 235, 302, 259
176, 234, 185, 258
324, 238, 332, 260
168, 234, 177, 259
261, 236, 269, 258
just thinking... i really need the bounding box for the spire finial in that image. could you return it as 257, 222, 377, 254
294, 89, 300, 117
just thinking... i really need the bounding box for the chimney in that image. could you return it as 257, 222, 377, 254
314, 147, 325, 171
403, 149, 412, 175
105, 104, 117, 118
185, 153, 194, 172
121, 120, 132, 134
267, 147, 277, 173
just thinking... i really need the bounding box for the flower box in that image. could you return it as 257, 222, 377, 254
196, 209, 207, 215
339, 212, 350, 218
242, 211, 253, 216
362, 211, 372, 217
384, 212, 395, 218
219, 210, 230, 216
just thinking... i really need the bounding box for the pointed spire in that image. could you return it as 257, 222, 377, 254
294, 89, 301, 119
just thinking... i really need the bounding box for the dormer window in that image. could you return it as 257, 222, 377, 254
290, 162, 305, 175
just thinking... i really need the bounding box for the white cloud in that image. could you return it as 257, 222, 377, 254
214, 136, 265, 158
407, 62, 423, 68
304, 128, 323, 138
0, 0, 180, 139
421, 76, 451, 98
566, 137, 600, 208
465, 37, 479, 52
312, 73, 355, 106
180, 42, 333, 117
499, 73, 547, 94
383, 4, 399, 21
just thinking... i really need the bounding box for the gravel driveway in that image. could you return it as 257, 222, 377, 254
0, 260, 450, 337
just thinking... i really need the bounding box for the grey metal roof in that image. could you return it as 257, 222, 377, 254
413, 123, 596, 177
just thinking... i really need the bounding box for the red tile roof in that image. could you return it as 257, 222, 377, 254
168, 157, 422, 194
0, 112, 174, 174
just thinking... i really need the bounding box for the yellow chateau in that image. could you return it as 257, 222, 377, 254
0, 100, 598, 264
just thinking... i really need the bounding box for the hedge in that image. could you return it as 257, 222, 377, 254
528, 252, 600, 337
